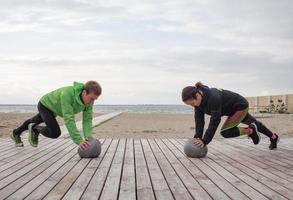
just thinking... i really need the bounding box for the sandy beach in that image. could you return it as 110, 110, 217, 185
1, 112, 293, 140
0, 112, 101, 138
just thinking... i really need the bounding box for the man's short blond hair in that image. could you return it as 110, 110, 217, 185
84, 81, 102, 96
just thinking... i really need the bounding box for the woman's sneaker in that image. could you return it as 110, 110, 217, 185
28, 123, 39, 148
269, 133, 279, 150
248, 123, 261, 145
10, 130, 24, 147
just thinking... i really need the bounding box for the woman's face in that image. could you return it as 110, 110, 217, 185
184, 93, 202, 107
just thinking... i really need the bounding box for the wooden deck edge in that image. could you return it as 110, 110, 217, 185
61, 112, 122, 138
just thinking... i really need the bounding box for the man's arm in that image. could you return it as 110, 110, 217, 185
83, 105, 93, 139
61, 92, 83, 145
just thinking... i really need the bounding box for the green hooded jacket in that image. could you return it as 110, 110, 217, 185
40, 82, 93, 144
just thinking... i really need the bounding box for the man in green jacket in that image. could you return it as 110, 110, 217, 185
11, 81, 102, 150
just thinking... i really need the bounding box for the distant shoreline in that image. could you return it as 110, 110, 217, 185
0, 104, 193, 114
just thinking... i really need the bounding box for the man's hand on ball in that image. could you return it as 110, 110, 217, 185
194, 138, 205, 148
80, 139, 90, 150
92, 135, 100, 143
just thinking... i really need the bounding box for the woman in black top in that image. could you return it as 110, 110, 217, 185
182, 82, 279, 150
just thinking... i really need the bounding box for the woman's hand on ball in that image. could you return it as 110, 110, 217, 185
194, 138, 205, 148
80, 140, 90, 150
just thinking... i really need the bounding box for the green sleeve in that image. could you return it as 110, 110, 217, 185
83, 105, 93, 139
61, 92, 83, 144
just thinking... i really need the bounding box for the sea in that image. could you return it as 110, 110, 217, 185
0, 104, 193, 114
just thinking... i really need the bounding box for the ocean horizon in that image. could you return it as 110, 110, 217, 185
0, 104, 193, 114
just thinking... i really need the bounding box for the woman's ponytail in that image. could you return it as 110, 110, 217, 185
195, 81, 204, 89
182, 82, 207, 102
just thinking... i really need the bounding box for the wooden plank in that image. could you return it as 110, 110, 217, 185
233, 138, 293, 166
99, 139, 126, 200
0, 139, 73, 190
0, 137, 49, 160
174, 139, 249, 200
226, 139, 293, 179
0, 138, 68, 180
206, 147, 287, 200
43, 156, 92, 199
24, 154, 81, 199
3, 142, 77, 199
147, 139, 193, 200
176, 142, 269, 200
234, 138, 293, 161
140, 139, 174, 200
210, 140, 293, 199
167, 139, 230, 200
213, 140, 293, 189
80, 139, 119, 200
0, 141, 18, 152
0, 137, 59, 162
60, 139, 112, 200
156, 139, 212, 200
208, 146, 289, 200
1, 136, 292, 200
229, 138, 293, 166
134, 139, 156, 200
6, 145, 77, 199
0, 138, 66, 175
273, 138, 293, 150
0, 138, 59, 164
43, 139, 110, 200
119, 139, 136, 200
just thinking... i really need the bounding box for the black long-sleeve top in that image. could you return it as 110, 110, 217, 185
194, 86, 248, 145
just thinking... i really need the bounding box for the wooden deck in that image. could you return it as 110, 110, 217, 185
0, 136, 293, 200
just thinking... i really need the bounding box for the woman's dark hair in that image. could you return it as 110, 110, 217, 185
181, 82, 205, 102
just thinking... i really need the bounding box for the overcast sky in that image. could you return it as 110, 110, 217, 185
0, 0, 292, 104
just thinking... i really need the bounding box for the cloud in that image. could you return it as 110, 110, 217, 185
0, 0, 292, 104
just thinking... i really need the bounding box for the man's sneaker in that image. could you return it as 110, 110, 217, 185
10, 130, 24, 147
269, 133, 279, 150
28, 123, 39, 148
248, 123, 261, 145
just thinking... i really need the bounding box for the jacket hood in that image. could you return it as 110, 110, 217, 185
73, 82, 85, 106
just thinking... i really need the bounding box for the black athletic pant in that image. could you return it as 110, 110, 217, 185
14, 102, 61, 138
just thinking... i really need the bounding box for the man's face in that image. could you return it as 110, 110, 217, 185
82, 91, 99, 105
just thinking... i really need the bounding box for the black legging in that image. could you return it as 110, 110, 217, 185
242, 113, 273, 138
14, 102, 61, 138
221, 112, 273, 138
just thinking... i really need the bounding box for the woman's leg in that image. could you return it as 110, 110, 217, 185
221, 108, 249, 137
242, 113, 273, 137
220, 108, 260, 144
242, 113, 279, 149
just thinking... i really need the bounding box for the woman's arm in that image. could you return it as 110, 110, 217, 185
194, 108, 205, 138
202, 93, 222, 145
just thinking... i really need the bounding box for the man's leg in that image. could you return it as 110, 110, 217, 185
12, 112, 43, 147
28, 102, 61, 147
13, 113, 43, 135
